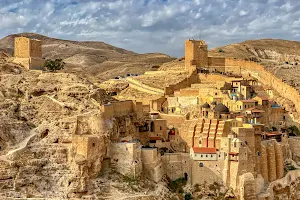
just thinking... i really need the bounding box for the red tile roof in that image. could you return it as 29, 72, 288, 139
236, 115, 245, 118
229, 152, 239, 155
265, 132, 282, 136
192, 147, 217, 154
149, 137, 162, 140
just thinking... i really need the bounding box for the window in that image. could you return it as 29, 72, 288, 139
160, 126, 162, 130
211, 155, 213, 157
199, 162, 204, 167
92, 143, 95, 147
206, 155, 208, 157
201, 155, 203, 157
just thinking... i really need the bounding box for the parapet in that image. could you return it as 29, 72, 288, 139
101, 100, 143, 119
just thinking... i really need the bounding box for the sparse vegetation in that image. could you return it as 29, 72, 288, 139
218, 48, 224, 53
168, 177, 187, 193
123, 175, 139, 185
287, 125, 300, 136
44, 58, 65, 72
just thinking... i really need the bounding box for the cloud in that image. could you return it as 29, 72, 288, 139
0, 0, 299, 57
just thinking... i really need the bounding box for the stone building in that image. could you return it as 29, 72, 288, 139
13, 36, 45, 69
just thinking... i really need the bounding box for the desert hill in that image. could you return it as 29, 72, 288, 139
209, 39, 300, 62
0, 33, 175, 83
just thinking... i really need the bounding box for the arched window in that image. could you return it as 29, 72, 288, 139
150, 121, 155, 132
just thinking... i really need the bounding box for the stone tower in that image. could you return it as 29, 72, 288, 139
13, 36, 44, 70
185, 39, 208, 70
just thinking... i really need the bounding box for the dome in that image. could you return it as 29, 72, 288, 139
202, 102, 210, 109
211, 101, 217, 105
214, 103, 229, 113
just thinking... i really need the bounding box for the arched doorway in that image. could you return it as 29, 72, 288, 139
184, 173, 188, 181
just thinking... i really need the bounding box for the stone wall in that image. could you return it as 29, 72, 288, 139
238, 173, 257, 200
14, 37, 30, 58
164, 70, 198, 95
127, 77, 165, 95
162, 153, 191, 182
159, 113, 186, 128
30, 39, 42, 58
101, 100, 143, 119
191, 160, 223, 185
141, 148, 164, 182
109, 142, 142, 178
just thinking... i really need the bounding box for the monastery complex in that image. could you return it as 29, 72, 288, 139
2, 37, 300, 199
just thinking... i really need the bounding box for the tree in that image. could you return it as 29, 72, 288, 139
44, 59, 65, 72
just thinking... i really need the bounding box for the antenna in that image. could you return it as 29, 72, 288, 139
198, 27, 201, 40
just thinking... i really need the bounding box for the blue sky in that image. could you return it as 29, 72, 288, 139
0, 0, 299, 57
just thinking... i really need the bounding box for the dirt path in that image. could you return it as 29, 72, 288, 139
0, 128, 38, 162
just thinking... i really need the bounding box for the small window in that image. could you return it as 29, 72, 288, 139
92, 143, 95, 147
199, 162, 204, 167
160, 126, 162, 130
201, 155, 203, 157
257, 152, 261, 156
206, 155, 208, 157
211, 155, 213, 157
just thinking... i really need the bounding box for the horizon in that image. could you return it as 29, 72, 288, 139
0, 0, 299, 57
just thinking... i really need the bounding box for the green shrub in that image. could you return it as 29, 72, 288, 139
185, 193, 192, 200
169, 177, 187, 193
287, 125, 300, 135
44, 58, 65, 72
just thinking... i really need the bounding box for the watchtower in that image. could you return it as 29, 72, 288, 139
13, 36, 44, 70
185, 39, 208, 70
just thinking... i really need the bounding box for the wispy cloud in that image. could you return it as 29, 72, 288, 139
0, 0, 299, 57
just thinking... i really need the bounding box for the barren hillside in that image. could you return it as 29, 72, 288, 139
0, 33, 175, 83
209, 39, 300, 62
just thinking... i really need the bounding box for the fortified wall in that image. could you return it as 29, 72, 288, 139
185, 39, 300, 124
100, 100, 143, 119
227, 58, 300, 122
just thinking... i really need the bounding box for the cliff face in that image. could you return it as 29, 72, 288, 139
0, 63, 112, 198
